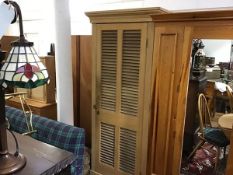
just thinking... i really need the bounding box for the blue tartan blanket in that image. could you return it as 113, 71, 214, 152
5, 106, 85, 175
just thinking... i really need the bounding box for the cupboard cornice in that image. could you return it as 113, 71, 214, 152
151, 8, 233, 22
86, 7, 169, 23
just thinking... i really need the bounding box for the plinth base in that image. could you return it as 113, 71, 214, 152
0, 153, 26, 174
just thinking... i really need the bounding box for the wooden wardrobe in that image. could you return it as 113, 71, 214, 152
86, 8, 168, 175
87, 7, 233, 175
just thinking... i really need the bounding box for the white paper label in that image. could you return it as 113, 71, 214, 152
0, 1, 15, 39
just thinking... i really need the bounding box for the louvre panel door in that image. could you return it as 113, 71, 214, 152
100, 123, 115, 166
94, 23, 148, 175
119, 128, 137, 174
121, 30, 141, 116
100, 30, 117, 111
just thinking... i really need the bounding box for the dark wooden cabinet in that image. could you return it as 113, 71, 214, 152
72, 35, 92, 147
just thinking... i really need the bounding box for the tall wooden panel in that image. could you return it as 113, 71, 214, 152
147, 26, 189, 174
79, 36, 92, 147
72, 36, 80, 126
72, 35, 92, 146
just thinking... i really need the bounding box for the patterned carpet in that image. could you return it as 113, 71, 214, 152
181, 143, 227, 175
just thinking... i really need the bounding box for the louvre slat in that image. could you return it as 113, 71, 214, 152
121, 87, 138, 92
102, 57, 117, 60
123, 47, 140, 50
101, 95, 116, 100
101, 143, 114, 149
119, 145, 136, 154
100, 152, 114, 160
121, 105, 138, 110
122, 68, 139, 73
101, 61, 116, 65
122, 63, 139, 66
101, 132, 115, 136
101, 101, 115, 106
120, 161, 135, 168
101, 86, 116, 90
122, 60, 140, 64
120, 129, 137, 135
121, 106, 138, 111
121, 99, 138, 105
102, 107, 115, 111
121, 108, 138, 114
102, 43, 117, 46
121, 90, 138, 95
121, 100, 137, 106
101, 75, 116, 79
101, 86, 117, 91
101, 100, 115, 104
122, 81, 138, 85
121, 93, 138, 98
102, 69, 117, 73
101, 79, 116, 82
119, 159, 135, 167
120, 139, 136, 147
122, 75, 139, 79
121, 105, 138, 111
121, 95, 138, 100
101, 91, 116, 95
101, 102, 116, 106
122, 64, 139, 68
101, 101, 115, 105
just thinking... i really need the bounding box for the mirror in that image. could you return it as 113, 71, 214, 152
182, 39, 233, 175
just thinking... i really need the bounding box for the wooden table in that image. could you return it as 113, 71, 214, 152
7, 131, 75, 175
218, 113, 233, 139
6, 98, 57, 120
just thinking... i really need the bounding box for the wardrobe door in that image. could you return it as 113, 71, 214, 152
93, 23, 148, 175
147, 25, 192, 175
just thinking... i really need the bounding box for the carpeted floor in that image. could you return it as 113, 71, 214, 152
181, 143, 227, 175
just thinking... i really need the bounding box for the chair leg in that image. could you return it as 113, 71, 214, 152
215, 147, 221, 171
223, 146, 227, 158
187, 140, 204, 160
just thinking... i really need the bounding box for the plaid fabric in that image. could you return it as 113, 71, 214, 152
5, 106, 85, 175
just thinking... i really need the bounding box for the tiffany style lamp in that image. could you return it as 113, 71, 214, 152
0, 1, 49, 174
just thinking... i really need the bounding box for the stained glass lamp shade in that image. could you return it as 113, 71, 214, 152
0, 1, 49, 174
0, 40, 49, 88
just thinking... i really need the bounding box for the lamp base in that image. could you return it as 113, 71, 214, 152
0, 152, 26, 174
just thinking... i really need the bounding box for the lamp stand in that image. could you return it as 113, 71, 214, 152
0, 87, 26, 174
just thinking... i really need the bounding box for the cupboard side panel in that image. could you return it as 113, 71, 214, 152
150, 26, 186, 175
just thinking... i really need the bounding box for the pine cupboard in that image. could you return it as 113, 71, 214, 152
86, 8, 168, 175
87, 7, 233, 175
